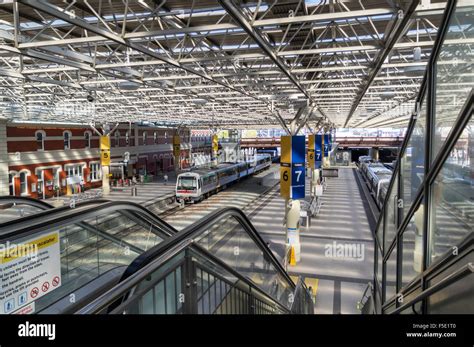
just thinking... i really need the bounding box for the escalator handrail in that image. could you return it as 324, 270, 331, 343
389, 262, 473, 314
76, 239, 193, 314
76, 207, 300, 314
0, 196, 55, 209
109, 244, 292, 314
121, 207, 296, 290
290, 276, 314, 314
0, 198, 110, 228
76, 239, 292, 314
0, 200, 178, 241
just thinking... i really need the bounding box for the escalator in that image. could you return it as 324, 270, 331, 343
0, 200, 176, 314
0, 201, 313, 314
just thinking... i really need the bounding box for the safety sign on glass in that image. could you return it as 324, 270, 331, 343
0, 231, 61, 314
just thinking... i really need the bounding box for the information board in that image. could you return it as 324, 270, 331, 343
324, 133, 330, 157
315, 134, 322, 169
100, 135, 111, 166
173, 135, 181, 158
280, 135, 305, 199
307, 134, 315, 169
0, 232, 61, 314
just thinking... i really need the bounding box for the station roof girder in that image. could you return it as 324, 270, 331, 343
0, 0, 470, 128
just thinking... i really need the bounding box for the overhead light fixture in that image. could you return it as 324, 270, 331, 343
405, 46, 425, 75
118, 48, 142, 90
118, 81, 141, 90
405, 19, 425, 75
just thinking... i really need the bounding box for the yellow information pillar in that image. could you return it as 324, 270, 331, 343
100, 135, 111, 195
212, 134, 219, 167
173, 135, 181, 172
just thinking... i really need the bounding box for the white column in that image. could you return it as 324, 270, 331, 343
0, 117, 9, 196
287, 199, 301, 263
101, 165, 110, 196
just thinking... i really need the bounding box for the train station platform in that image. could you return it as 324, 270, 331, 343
250, 167, 375, 313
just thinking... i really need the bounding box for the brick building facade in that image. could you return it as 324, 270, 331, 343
0, 122, 198, 199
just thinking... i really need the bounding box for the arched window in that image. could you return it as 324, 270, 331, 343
36, 130, 45, 151
143, 132, 147, 145
125, 132, 130, 146
63, 131, 71, 150
115, 131, 120, 147
153, 131, 158, 144
20, 172, 28, 195
84, 131, 91, 149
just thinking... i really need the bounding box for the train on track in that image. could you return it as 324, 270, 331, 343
359, 156, 394, 209
176, 154, 272, 203
256, 148, 280, 163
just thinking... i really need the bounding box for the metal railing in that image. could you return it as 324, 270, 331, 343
76, 207, 313, 314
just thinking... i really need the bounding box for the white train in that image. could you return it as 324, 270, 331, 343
176, 154, 272, 203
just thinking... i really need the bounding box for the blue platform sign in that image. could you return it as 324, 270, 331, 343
315, 134, 322, 169
280, 135, 305, 199
291, 136, 305, 199
324, 134, 330, 157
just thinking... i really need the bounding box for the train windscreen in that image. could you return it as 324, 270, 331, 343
177, 176, 197, 191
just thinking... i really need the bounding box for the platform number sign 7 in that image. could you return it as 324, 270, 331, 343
294, 170, 302, 182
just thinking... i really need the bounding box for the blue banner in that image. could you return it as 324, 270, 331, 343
291, 135, 305, 164
324, 134, 329, 157
291, 136, 305, 199
315, 134, 322, 169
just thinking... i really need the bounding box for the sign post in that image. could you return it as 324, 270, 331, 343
173, 135, 181, 172
211, 134, 219, 167
315, 134, 323, 169
100, 135, 111, 195
280, 135, 305, 200
323, 133, 330, 168
280, 135, 305, 264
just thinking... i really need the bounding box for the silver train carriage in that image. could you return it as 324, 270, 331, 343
176, 154, 272, 203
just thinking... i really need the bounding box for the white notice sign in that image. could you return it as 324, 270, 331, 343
0, 232, 61, 314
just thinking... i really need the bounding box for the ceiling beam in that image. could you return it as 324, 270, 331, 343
343, 0, 420, 127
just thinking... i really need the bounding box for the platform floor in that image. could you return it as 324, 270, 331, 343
250, 167, 375, 314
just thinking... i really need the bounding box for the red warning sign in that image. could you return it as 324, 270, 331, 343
30, 287, 39, 298
52, 276, 60, 287
41, 282, 50, 293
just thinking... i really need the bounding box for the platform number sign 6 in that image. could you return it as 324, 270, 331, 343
283, 170, 289, 181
